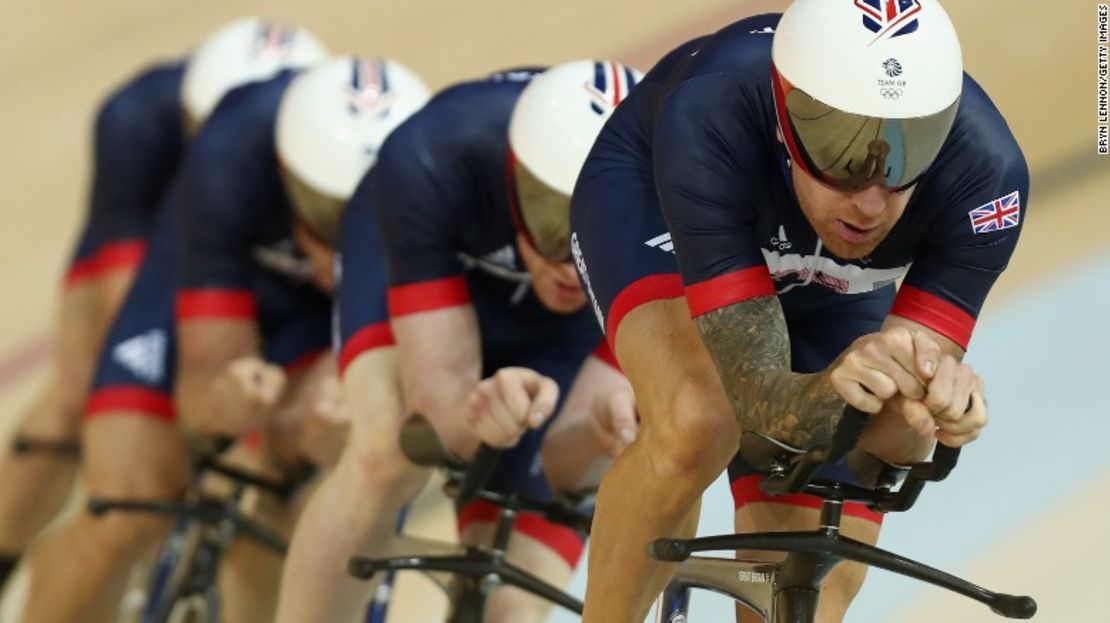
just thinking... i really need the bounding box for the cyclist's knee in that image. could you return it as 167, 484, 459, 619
641, 402, 738, 485
55, 391, 88, 431
78, 505, 173, 564
13, 384, 83, 440
343, 434, 425, 497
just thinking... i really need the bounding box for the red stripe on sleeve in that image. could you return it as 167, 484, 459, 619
684, 267, 776, 318
889, 286, 976, 350
591, 341, 621, 372
730, 476, 884, 525
85, 386, 175, 422
457, 499, 585, 568
387, 276, 470, 318
283, 349, 328, 377
96, 240, 148, 272
605, 274, 685, 351
176, 289, 257, 321
64, 257, 100, 289
64, 239, 148, 289
338, 322, 395, 377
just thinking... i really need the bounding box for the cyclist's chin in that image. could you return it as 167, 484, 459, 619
535, 283, 587, 314
815, 222, 889, 260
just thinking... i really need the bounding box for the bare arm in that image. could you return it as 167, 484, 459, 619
390, 305, 482, 458
342, 348, 404, 432
696, 295, 983, 457
541, 355, 635, 493
175, 319, 261, 436
694, 296, 844, 448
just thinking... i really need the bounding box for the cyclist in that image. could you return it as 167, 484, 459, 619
16, 49, 427, 623
0, 17, 325, 596
274, 60, 640, 623
569, 1, 1028, 621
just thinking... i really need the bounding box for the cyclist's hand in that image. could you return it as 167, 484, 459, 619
590, 388, 639, 457
212, 357, 287, 434
829, 327, 941, 413
467, 367, 559, 449
923, 357, 988, 447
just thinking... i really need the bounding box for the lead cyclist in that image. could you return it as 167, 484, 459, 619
569, 1, 1028, 621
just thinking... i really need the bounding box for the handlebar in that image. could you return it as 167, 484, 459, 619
399, 414, 503, 505
398, 414, 589, 529
760, 405, 869, 496
755, 405, 963, 514
11, 436, 81, 458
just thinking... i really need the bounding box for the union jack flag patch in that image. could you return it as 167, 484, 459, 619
968, 190, 1021, 235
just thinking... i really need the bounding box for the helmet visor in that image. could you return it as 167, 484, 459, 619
281, 167, 347, 247
512, 159, 573, 263
772, 69, 959, 192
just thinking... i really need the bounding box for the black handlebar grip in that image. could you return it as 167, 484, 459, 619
87, 498, 109, 516
827, 405, 869, 464
457, 444, 501, 505
647, 538, 691, 562
990, 594, 1037, 619
346, 556, 379, 580
929, 443, 961, 481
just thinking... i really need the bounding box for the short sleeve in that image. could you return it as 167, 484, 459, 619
653, 74, 777, 317
892, 93, 1029, 349
372, 118, 473, 317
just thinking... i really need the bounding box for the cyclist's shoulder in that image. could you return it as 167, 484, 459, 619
96, 58, 188, 134
914, 74, 1029, 224
656, 14, 779, 101
382, 67, 538, 162
938, 74, 1027, 180
185, 72, 293, 176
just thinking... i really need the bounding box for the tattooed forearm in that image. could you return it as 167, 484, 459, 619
694, 296, 844, 448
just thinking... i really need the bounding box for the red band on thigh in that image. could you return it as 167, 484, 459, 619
457, 499, 586, 568
85, 386, 175, 422
730, 475, 884, 525
65, 240, 147, 289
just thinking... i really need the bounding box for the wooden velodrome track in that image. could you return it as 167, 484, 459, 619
0, 1, 1106, 621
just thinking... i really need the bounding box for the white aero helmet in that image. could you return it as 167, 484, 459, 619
182, 18, 327, 130
771, 0, 963, 191
276, 56, 430, 244
508, 59, 642, 261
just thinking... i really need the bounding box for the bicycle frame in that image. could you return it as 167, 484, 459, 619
88, 453, 302, 623
651, 407, 1037, 622
349, 416, 588, 620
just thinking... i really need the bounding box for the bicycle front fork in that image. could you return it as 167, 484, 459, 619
655, 582, 692, 623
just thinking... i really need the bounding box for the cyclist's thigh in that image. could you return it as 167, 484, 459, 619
573, 131, 739, 468
569, 111, 681, 358
82, 231, 189, 497
333, 196, 399, 453
258, 280, 332, 378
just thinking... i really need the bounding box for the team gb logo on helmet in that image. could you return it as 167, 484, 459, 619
251, 21, 296, 58
583, 61, 637, 116
855, 0, 923, 42
346, 59, 394, 118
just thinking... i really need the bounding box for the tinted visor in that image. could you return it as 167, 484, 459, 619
280, 167, 347, 247
511, 157, 573, 263
772, 68, 959, 192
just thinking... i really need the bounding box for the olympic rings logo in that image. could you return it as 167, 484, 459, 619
880, 88, 904, 99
